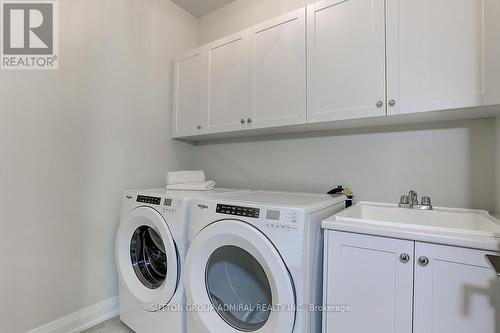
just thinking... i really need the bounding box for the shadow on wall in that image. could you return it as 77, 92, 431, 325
192, 119, 497, 212
496, 116, 500, 216
0, 0, 198, 332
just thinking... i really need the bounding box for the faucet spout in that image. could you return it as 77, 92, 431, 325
398, 190, 433, 210
409, 190, 418, 208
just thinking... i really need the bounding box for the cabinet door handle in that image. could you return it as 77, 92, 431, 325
485, 255, 500, 277
388, 99, 396, 106
240, 118, 246, 124
399, 253, 410, 263
376, 101, 384, 108
197, 125, 202, 130
418, 256, 429, 267
247, 118, 252, 124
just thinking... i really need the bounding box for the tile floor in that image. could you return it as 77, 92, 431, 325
83, 316, 133, 333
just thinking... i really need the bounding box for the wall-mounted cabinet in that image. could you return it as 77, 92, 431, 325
173, 0, 500, 140
173, 9, 306, 138
386, 0, 500, 115
173, 47, 205, 137
307, 0, 387, 122
205, 32, 249, 134
248, 9, 307, 129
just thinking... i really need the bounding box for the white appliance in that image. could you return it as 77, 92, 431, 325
115, 188, 248, 333
184, 191, 346, 333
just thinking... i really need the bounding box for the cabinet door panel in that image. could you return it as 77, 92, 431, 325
173, 48, 205, 137
386, 0, 500, 115
206, 32, 249, 133
324, 231, 413, 333
414, 242, 500, 333
307, 0, 386, 123
248, 8, 307, 129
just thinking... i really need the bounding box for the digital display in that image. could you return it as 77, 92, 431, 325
137, 195, 161, 205
216, 204, 260, 218
164, 198, 173, 206
266, 210, 280, 221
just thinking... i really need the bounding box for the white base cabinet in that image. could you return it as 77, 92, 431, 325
323, 232, 413, 333
414, 242, 500, 333
324, 231, 500, 333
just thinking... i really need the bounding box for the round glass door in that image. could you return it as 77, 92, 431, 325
184, 219, 295, 333
130, 226, 167, 290
116, 207, 178, 310
206, 245, 272, 332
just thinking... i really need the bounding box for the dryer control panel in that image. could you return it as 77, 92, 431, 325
163, 197, 182, 215
264, 209, 298, 231
216, 204, 260, 218
136, 195, 161, 205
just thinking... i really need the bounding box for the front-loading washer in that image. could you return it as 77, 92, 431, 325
115, 188, 248, 333
184, 191, 346, 333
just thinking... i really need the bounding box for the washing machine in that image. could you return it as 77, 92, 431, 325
115, 188, 248, 333
184, 191, 346, 333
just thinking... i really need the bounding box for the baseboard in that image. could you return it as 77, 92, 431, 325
25, 296, 119, 333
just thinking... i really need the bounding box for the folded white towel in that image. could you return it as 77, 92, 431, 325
166, 181, 216, 191
165, 170, 205, 185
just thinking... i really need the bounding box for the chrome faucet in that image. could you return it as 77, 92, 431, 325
399, 190, 433, 210
409, 190, 418, 208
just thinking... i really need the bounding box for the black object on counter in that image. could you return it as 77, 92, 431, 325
327, 185, 353, 208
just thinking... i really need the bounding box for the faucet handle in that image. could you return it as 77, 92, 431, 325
400, 195, 409, 205
419, 196, 433, 210
421, 196, 432, 206
399, 195, 410, 208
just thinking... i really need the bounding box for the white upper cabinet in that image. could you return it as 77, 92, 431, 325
172, 0, 500, 140
173, 47, 205, 137
386, 0, 500, 115
205, 32, 249, 133
247, 8, 307, 129
414, 243, 500, 333
307, 0, 387, 123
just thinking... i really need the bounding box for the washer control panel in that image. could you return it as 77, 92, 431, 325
216, 204, 260, 218
137, 195, 161, 205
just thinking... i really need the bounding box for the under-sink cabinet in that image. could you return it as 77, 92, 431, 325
323, 231, 500, 333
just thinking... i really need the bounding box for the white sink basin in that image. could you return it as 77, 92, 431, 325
333, 202, 500, 238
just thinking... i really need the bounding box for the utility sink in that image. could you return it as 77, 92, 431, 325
333, 202, 500, 238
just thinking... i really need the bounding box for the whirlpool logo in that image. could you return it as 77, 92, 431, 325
197, 204, 209, 210
1, 0, 59, 69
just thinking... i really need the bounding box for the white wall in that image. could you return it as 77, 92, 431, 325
193, 121, 496, 211
0, 1, 198, 332
496, 116, 500, 215
199, 0, 316, 43
194, 0, 498, 212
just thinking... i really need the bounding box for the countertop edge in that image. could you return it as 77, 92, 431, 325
322, 220, 500, 252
